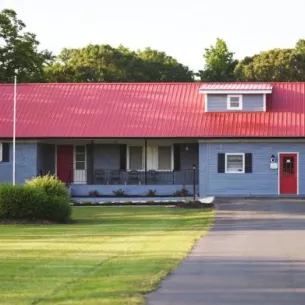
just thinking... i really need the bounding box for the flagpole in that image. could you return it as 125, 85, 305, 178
13, 71, 17, 185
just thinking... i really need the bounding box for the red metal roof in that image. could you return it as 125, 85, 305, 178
0, 82, 305, 138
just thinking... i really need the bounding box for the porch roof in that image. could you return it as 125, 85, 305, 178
0, 82, 305, 138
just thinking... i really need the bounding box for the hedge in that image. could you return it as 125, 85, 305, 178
0, 175, 71, 223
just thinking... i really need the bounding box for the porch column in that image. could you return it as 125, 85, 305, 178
144, 139, 147, 185
91, 140, 95, 184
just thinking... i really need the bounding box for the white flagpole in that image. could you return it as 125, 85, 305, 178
13, 72, 17, 185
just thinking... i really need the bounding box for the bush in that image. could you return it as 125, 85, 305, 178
113, 189, 126, 197
25, 174, 69, 198
0, 176, 71, 223
173, 187, 189, 197
147, 189, 157, 197
89, 190, 100, 197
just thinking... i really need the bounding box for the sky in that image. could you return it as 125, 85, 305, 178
1, 0, 305, 71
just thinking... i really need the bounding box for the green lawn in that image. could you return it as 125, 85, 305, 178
0, 206, 214, 305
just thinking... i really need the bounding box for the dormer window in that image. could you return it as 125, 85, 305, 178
227, 95, 242, 110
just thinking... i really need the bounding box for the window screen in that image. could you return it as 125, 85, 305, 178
158, 146, 171, 170
228, 95, 242, 110
129, 146, 143, 170
226, 154, 244, 173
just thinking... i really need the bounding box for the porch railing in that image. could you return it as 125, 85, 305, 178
73, 169, 198, 185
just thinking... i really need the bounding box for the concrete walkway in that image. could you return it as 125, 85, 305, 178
147, 199, 305, 305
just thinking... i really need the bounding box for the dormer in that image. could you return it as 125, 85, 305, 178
199, 83, 273, 112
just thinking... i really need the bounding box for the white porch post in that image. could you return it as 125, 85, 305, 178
12, 71, 18, 185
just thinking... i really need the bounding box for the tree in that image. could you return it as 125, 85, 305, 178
0, 9, 53, 83
45, 44, 194, 82
235, 42, 305, 82
199, 38, 237, 82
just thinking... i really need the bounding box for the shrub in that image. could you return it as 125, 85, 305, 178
113, 189, 126, 197
173, 187, 189, 197
89, 190, 100, 197
147, 189, 157, 197
0, 176, 71, 223
0, 184, 48, 220
25, 175, 69, 198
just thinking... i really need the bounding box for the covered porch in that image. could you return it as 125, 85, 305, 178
37, 139, 199, 197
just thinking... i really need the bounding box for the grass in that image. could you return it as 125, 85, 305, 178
0, 206, 214, 305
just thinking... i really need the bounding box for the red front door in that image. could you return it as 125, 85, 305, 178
279, 153, 298, 194
57, 146, 73, 184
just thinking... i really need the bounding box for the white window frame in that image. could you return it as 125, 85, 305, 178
225, 153, 245, 174
127, 145, 173, 171
0, 143, 2, 162
227, 95, 243, 110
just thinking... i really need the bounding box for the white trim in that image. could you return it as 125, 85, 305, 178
227, 95, 243, 110
278, 152, 299, 195
263, 94, 266, 112
199, 89, 272, 94
204, 95, 208, 112
0, 142, 2, 162
198, 139, 305, 144
225, 153, 245, 174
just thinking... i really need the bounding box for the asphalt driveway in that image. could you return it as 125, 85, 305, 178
147, 199, 305, 305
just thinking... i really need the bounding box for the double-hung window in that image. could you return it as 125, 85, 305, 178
225, 153, 245, 173
227, 95, 242, 110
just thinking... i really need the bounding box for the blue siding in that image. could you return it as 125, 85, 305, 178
199, 142, 305, 196
207, 94, 264, 112
0, 143, 38, 184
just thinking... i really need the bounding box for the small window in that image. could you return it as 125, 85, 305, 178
225, 153, 245, 173
227, 95, 242, 110
283, 157, 294, 174
0, 143, 2, 162
158, 146, 172, 170
129, 146, 143, 170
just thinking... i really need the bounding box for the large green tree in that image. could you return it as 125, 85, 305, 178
0, 9, 53, 82
45, 44, 194, 82
234, 40, 305, 81
199, 38, 237, 82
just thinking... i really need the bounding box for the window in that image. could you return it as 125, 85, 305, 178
227, 95, 242, 110
158, 146, 171, 170
225, 153, 245, 173
127, 145, 173, 170
129, 146, 143, 170
75, 145, 86, 170
283, 157, 294, 174
0, 143, 2, 162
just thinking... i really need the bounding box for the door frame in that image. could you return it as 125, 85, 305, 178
278, 152, 299, 195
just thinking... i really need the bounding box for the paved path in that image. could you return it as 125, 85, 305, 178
147, 199, 305, 305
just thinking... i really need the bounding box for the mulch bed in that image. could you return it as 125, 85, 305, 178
72, 201, 214, 209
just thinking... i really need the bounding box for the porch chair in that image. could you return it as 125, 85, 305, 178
128, 170, 139, 184
148, 170, 157, 184
110, 170, 121, 184
95, 169, 106, 183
